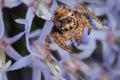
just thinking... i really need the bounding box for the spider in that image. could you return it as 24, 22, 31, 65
46, 5, 104, 51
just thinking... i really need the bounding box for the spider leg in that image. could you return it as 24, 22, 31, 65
74, 9, 92, 35
74, 5, 104, 26
83, 16, 92, 35
73, 12, 86, 46
51, 17, 61, 29
86, 22, 91, 35
46, 34, 54, 50
46, 33, 71, 51
77, 26, 85, 46
54, 33, 71, 51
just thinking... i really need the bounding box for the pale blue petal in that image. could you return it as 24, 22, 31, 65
106, 0, 116, 10
15, 7, 34, 32
86, 67, 101, 80
73, 39, 96, 60
110, 43, 120, 52
84, 0, 103, 4
7, 55, 32, 71
24, 8, 44, 59
37, 21, 53, 43
15, 8, 44, 59
36, 0, 58, 20
4, 60, 12, 70
5, 45, 22, 60
49, 43, 70, 61
25, 7, 35, 27
31, 57, 47, 69
57, 0, 78, 8
57, 49, 70, 62
75, 0, 84, 4
37, 0, 58, 43
26, 37, 44, 59
72, 30, 109, 59
88, 5, 107, 16
106, 12, 117, 30
30, 29, 42, 38
21, 0, 34, 6
24, 7, 35, 44
36, 0, 51, 20
15, 18, 28, 24
103, 40, 120, 68
116, 0, 120, 11
50, 0, 58, 15
2, 73, 8, 80
5, 31, 25, 44
91, 19, 111, 31
0, 8, 5, 38
102, 42, 112, 67
89, 30, 107, 40
32, 68, 41, 80
4, 0, 22, 8
42, 69, 53, 80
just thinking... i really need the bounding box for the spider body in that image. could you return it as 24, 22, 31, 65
46, 5, 104, 51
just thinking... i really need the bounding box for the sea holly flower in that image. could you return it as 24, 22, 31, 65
1, 0, 120, 80
9, 2, 65, 79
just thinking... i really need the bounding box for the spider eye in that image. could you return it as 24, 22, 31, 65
67, 17, 71, 20
54, 20, 61, 28
57, 21, 61, 27
58, 22, 62, 28
66, 17, 72, 23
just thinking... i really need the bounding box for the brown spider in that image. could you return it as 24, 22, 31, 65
46, 5, 104, 51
